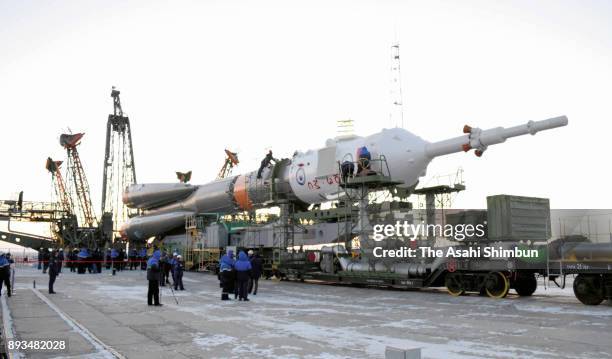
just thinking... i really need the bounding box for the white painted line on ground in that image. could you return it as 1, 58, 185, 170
1, 295, 25, 359
31, 288, 126, 359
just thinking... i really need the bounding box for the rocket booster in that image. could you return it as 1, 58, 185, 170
121, 116, 568, 240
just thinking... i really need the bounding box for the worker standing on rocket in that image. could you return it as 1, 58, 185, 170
257, 150, 277, 179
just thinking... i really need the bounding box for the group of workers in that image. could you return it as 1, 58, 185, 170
38, 246, 151, 275
2, 249, 62, 296
145, 248, 265, 306
32, 245, 266, 307
219, 249, 263, 301
70, 248, 101, 274
38, 247, 96, 274
37, 248, 61, 273
106, 247, 148, 271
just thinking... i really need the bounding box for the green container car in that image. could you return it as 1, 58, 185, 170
487, 195, 551, 242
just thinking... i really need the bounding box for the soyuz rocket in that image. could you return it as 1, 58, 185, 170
121, 116, 568, 241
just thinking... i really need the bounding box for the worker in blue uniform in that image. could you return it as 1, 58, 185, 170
147, 250, 162, 306
219, 250, 235, 300
173, 255, 185, 291
234, 251, 252, 301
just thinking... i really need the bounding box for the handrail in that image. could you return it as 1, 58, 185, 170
337, 154, 393, 182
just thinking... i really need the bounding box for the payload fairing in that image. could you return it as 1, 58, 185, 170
121, 116, 568, 240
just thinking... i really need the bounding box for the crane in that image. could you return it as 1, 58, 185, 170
101, 87, 137, 240
217, 149, 239, 179
45, 157, 74, 214
60, 133, 97, 227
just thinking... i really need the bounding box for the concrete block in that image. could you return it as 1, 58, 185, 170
385, 346, 421, 359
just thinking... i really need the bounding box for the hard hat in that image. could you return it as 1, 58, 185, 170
177, 255, 182, 259
248, 250, 254, 255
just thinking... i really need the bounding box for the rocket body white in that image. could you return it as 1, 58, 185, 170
287, 127, 429, 204
121, 116, 568, 241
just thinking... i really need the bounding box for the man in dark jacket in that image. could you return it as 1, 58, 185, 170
95, 249, 103, 273
163, 252, 172, 285
111, 248, 119, 273
249, 251, 263, 295
48, 250, 58, 294
119, 249, 126, 271
70, 249, 78, 272
257, 150, 277, 179
159, 252, 168, 286
173, 255, 185, 291
38, 248, 43, 270
42, 249, 50, 273
234, 251, 252, 301
0, 253, 11, 297
129, 248, 138, 270
66, 249, 73, 272
6, 253, 15, 295
139, 248, 147, 270
105, 249, 112, 270
147, 250, 162, 306
57, 249, 64, 273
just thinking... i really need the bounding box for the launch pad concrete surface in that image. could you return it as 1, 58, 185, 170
2, 268, 611, 359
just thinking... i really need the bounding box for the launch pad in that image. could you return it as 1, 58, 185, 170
2, 267, 611, 359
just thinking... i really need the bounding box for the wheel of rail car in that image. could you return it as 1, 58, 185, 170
514, 273, 538, 297
445, 273, 464, 297
573, 274, 604, 306
485, 272, 510, 299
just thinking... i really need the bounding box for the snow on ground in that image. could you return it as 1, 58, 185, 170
193, 333, 238, 348
9, 267, 612, 359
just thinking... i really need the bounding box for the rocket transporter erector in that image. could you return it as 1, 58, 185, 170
121, 116, 568, 241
